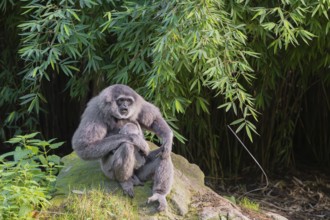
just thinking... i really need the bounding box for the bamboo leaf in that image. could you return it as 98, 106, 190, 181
236, 122, 246, 133
245, 125, 253, 142
67, 9, 81, 21
230, 118, 245, 126
63, 24, 70, 36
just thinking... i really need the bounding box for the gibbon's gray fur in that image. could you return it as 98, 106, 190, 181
136, 152, 174, 211
118, 122, 147, 169
100, 122, 148, 194
72, 84, 174, 210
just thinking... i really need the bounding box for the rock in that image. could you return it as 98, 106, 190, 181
265, 212, 289, 220
52, 143, 277, 219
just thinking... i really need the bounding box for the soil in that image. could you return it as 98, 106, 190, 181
206, 167, 330, 220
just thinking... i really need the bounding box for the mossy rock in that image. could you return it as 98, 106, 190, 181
49, 143, 267, 219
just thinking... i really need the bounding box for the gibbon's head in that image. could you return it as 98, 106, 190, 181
99, 84, 140, 120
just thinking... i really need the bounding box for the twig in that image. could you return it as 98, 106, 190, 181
227, 125, 269, 199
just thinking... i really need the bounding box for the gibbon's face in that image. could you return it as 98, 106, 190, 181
115, 95, 135, 119
99, 84, 139, 120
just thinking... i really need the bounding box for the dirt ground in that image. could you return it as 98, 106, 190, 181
207, 167, 330, 220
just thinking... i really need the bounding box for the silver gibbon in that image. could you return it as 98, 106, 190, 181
72, 84, 173, 211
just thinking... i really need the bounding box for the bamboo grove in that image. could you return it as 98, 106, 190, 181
1, 0, 329, 178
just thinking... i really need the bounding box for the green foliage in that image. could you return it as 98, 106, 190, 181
0, 1, 35, 141
0, 0, 14, 12
18, 0, 113, 101
238, 0, 330, 170
15, 0, 258, 142
0, 133, 63, 219
0, 0, 330, 178
107, 0, 258, 141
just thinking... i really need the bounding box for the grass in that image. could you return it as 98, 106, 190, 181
239, 197, 260, 212
39, 188, 136, 220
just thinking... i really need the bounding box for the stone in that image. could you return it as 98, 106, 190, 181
52, 142, 280, 219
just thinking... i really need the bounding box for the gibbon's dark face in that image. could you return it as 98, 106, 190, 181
99, 84, 140, 120
116, 96, 134, 118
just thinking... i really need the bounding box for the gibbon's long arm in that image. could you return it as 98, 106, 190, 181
138, 103, 173, 159
72, 121, 147, 160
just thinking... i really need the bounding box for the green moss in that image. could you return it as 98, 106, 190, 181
41, 188, 137, 219
239, 197, 260, 212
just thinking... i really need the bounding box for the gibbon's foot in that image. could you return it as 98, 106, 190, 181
120, 181, 134, 198
147, 193, 167, 212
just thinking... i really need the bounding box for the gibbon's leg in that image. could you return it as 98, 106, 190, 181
100, 152, 115, 180
111, 143, 136, 197
126, 148, 146, 187
134, 148, 146, 170
101, 147, 145, 187
135, 150, 159, 181
136, 149, 174, 211
151, 157, 173, 211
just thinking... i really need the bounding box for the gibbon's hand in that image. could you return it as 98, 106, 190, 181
161, 142, 171, 159
130, 134, 150, 156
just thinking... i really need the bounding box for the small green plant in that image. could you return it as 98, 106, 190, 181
224, 195, 237, 204
41, 188, 136, 220
0, 132, 63, 219
239, 197, 260, 212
